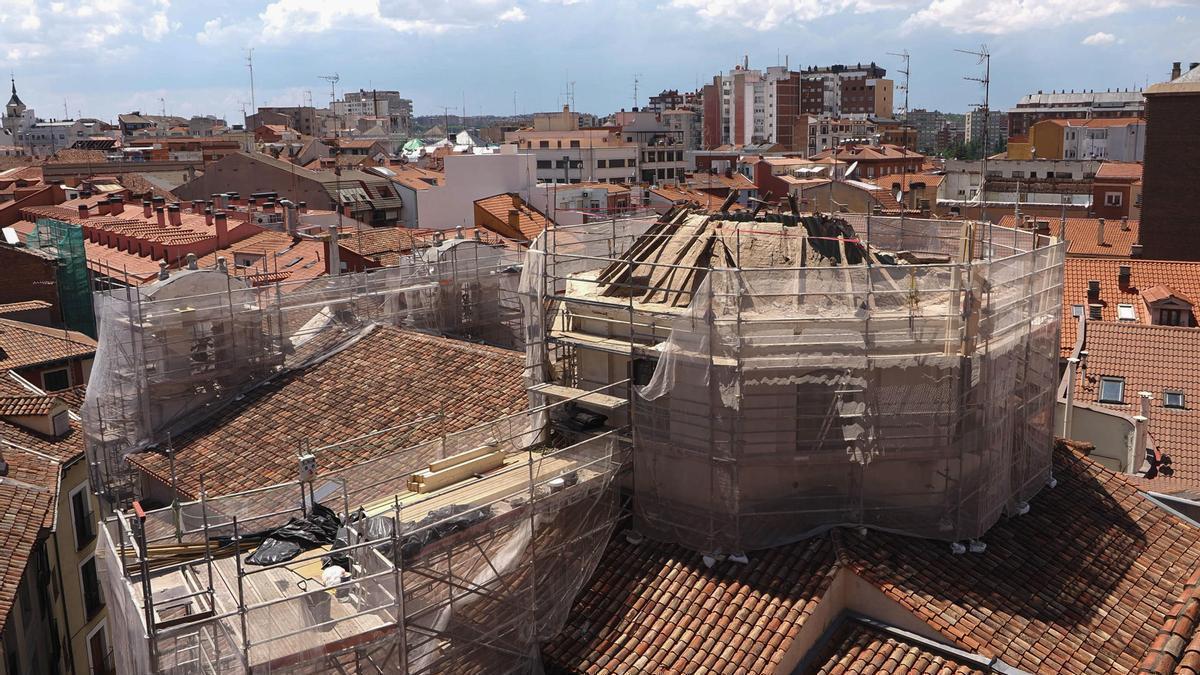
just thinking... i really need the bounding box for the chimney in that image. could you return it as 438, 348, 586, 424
211, 193, 223, 209
110, 196, 124, 215
214, 211, 229, 248
168, 204, 182, 227
1172, 62, 1182, 80
1118, 265, 1131, 286
263, 201, 275, 213
327, 223, 341, 276
1096, 218, 1106, 246
1120, 216, 1130, 232
1087, 279, 1101, 299
204, 207, 213, 227
285, 202, 299, 237
186, 252, 198, 270
97, 199, 111, 216
155, 207, 166, 228
142, 200, 152, 218
77, 204, 89, 219
298, 201, 308, 214
1131, 243, 1143, 258
508, 209, 521, 236
192, 199, 204, 214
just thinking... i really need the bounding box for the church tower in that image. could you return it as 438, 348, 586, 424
4, 77, 28, 136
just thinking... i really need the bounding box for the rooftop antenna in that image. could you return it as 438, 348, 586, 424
513, 90, 518, 117
246, 48, 256, 113
64, 98, 69, 119
633, 73, 642, 110
303, 90, 313, 108
436, 106, 456, 137
318, 73, 340, 107
889, 49, 911, 225
159, 97, 166, 118
957, 44, 992, 246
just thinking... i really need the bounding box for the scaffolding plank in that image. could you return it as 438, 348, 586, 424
528, 383, 628, 411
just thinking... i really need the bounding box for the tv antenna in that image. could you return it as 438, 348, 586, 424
633, 73, 642, 109
889, 49, 911, 224
318, 73, 340, 106
159, 97, 166, 118
303, 90, 313, 107
561, 80, 576, 112
246, 48, 256, 113
436, 106, 456, 136
956, 44, 991, 233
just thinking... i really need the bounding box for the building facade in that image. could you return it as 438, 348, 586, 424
1139, 64, 1200, 261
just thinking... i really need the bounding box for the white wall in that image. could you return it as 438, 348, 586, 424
416, 148, 538, 230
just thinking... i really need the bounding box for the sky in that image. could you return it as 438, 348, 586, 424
1, 0, 1197, 125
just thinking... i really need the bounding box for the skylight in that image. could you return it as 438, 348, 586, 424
1117, 304, 1136, 321
1165, 391, 1186, 409
1099, 376, 1125, 404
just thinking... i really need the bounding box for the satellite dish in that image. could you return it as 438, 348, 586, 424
844, 161, 858, 179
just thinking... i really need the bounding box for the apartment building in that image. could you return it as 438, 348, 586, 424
1141, 62, 1200, 261
1011, 118, 1146, 161
964, 108, 1008, 148
1007, 88, 1145, 139
799, 62, 893, 118
700, 60, 803, 149
506, 108, 640, 184
794, 115, 878, 156
332, 89, 413, 136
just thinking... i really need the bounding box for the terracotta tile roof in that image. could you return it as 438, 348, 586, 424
193, 230, 329, 285
998, 215, 1140, 257
0, 374, 83, 634
0, 318, 97, 370
875, 172, 945, 193
1142, 285, 1193, 305
0, 300, 52, 316
685, 171, 757, 191
1097, 162, 1144, 181
811, 144, 926, 162
547, 445, 1200, 675
543, 534, 839, 673
1061, 258, 1200, 354
474, 193, 552, 242
127, 325, 525, 498
338, 226, 438, 261
651, 185, 746, 211
383, 165, 443, 191
46, 148, 108, 164
0, 395, 55, 417
1074, 321, 1200, 483
805, 618, 988, 674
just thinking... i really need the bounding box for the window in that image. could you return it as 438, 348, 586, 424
71, 483, 96, 550
570, 140, 580, 148
1098, 376, 1125, 404
87, 622, 113, 675
595, 159, 607, 169
81, 555, 105, 620
1160, 308, 1187, 326
42, 367, 70, 391
538, 141, 549, 148
1165, 391, 1186, 409
1116, 304, 1136, 321
1105, 192, 1123, 207
536, 160, 552, 169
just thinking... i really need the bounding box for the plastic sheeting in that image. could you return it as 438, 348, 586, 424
538, 213, 1064, 553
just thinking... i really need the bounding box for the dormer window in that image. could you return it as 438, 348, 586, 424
1142, 285, 1195, 327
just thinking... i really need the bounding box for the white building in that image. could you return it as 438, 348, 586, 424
1062, 119, 1145, 161
383, 146, 539, 230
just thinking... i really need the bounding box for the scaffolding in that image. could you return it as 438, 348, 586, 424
98, 389, 627, 674
27, 217, 98, 336
82, 236, 529, 507
529, 208, 1065, 553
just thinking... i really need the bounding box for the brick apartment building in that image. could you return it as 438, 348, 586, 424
1140, 63, 1200, 261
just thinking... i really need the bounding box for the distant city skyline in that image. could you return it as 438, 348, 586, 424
0, 0, 1195, 126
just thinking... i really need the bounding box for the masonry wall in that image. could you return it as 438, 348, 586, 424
1140, 91, 1200, 261
0, 247, 62, 325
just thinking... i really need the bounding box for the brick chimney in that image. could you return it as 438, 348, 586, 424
1172, 62, 1182, 80
142, 200, 152, 218
167, 204, 182, 227
191, 199, 204, 214
204, 207, 213, 227
214, 211, 229, 248
110, 195, 124, 215
97, 199, 111, 216
155, 207, 166, 228
508, 209, 521, 236
77, 204, 89, 219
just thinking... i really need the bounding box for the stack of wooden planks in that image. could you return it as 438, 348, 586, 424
406, 443, 506, 494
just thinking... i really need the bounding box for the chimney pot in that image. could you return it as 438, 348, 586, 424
142, 200, 152, 218
1121, 216, 1130, 231
1097, 218, 1106, 246
204, 208, 213, 227
168, 204, 182, 227
186, 252, 198, 270
155, 207, 166, 228
158, 261, 169, 281
214, 211, 229, 248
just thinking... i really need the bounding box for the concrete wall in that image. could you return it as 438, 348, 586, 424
416, 150, 538, 230
1055, 401, 1137, 473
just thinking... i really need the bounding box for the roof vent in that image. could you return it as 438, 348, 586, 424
1087, 280, 1101, 298
1131, 243, 1143, 258
1120, 216, 1130, 232
1088, 303, 1103, 320
1118, 265, 1131, 285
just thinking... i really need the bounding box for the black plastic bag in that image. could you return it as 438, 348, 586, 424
246, 503, 342, 566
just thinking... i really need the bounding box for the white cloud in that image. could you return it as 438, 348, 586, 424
902, 0, 1176, 35
0, 0, 177, 64
665, 0, 1179, 33
1082, 31, 1118, 45
255, 0, 509, 41
499, 6, 528, 21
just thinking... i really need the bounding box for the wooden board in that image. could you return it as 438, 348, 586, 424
528, 383, 628, 411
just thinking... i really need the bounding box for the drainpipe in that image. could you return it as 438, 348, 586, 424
1061, 357, 1079, 439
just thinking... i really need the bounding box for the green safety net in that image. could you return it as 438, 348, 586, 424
27, 218, 96, 337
